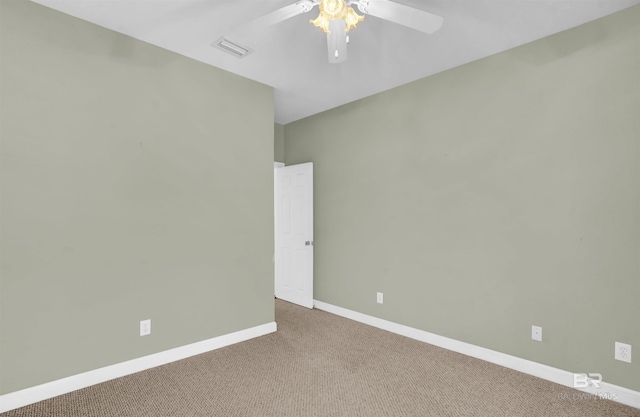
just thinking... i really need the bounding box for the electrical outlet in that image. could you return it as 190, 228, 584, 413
377, 292, 383, 304
532, 325, 542, 342
140, 319, 151, 336
615, 342, 632, 363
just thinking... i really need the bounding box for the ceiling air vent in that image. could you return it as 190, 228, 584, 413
212, 37, 253, 58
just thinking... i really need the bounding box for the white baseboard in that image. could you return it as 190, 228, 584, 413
313, 300, 640, 410
0, 321, 277, 413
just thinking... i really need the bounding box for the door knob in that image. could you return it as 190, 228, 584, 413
305, 241, 314, 246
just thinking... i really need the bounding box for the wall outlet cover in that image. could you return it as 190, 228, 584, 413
376, 292, 383, 304
531, 325, 542, 342
140, 319, 151, 336
615, 342, 632, 363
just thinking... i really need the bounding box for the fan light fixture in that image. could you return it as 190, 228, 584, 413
310, 0, 364, 34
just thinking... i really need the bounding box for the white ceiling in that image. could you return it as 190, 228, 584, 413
32, 0, 640, 124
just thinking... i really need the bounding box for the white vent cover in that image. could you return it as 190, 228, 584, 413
212, 37, 252, 58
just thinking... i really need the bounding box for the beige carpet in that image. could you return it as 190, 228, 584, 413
3, 299, 639, 416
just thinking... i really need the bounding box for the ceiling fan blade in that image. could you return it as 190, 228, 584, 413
235, 1, 317, 37
327, 20, 348, 63
357, 0, 443, 34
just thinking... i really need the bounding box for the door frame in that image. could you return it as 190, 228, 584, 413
274, 162, 283, 294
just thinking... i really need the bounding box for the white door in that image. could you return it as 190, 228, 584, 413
274, 163, 313, 308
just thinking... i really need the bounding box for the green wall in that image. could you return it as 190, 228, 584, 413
0, 0, 274, 394
275, 124, 285, 163
285, 6, 640, 391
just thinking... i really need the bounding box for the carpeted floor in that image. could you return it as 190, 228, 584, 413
3, 299, 639, 416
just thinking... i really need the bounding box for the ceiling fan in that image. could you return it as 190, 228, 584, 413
216, 0, 443, 63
